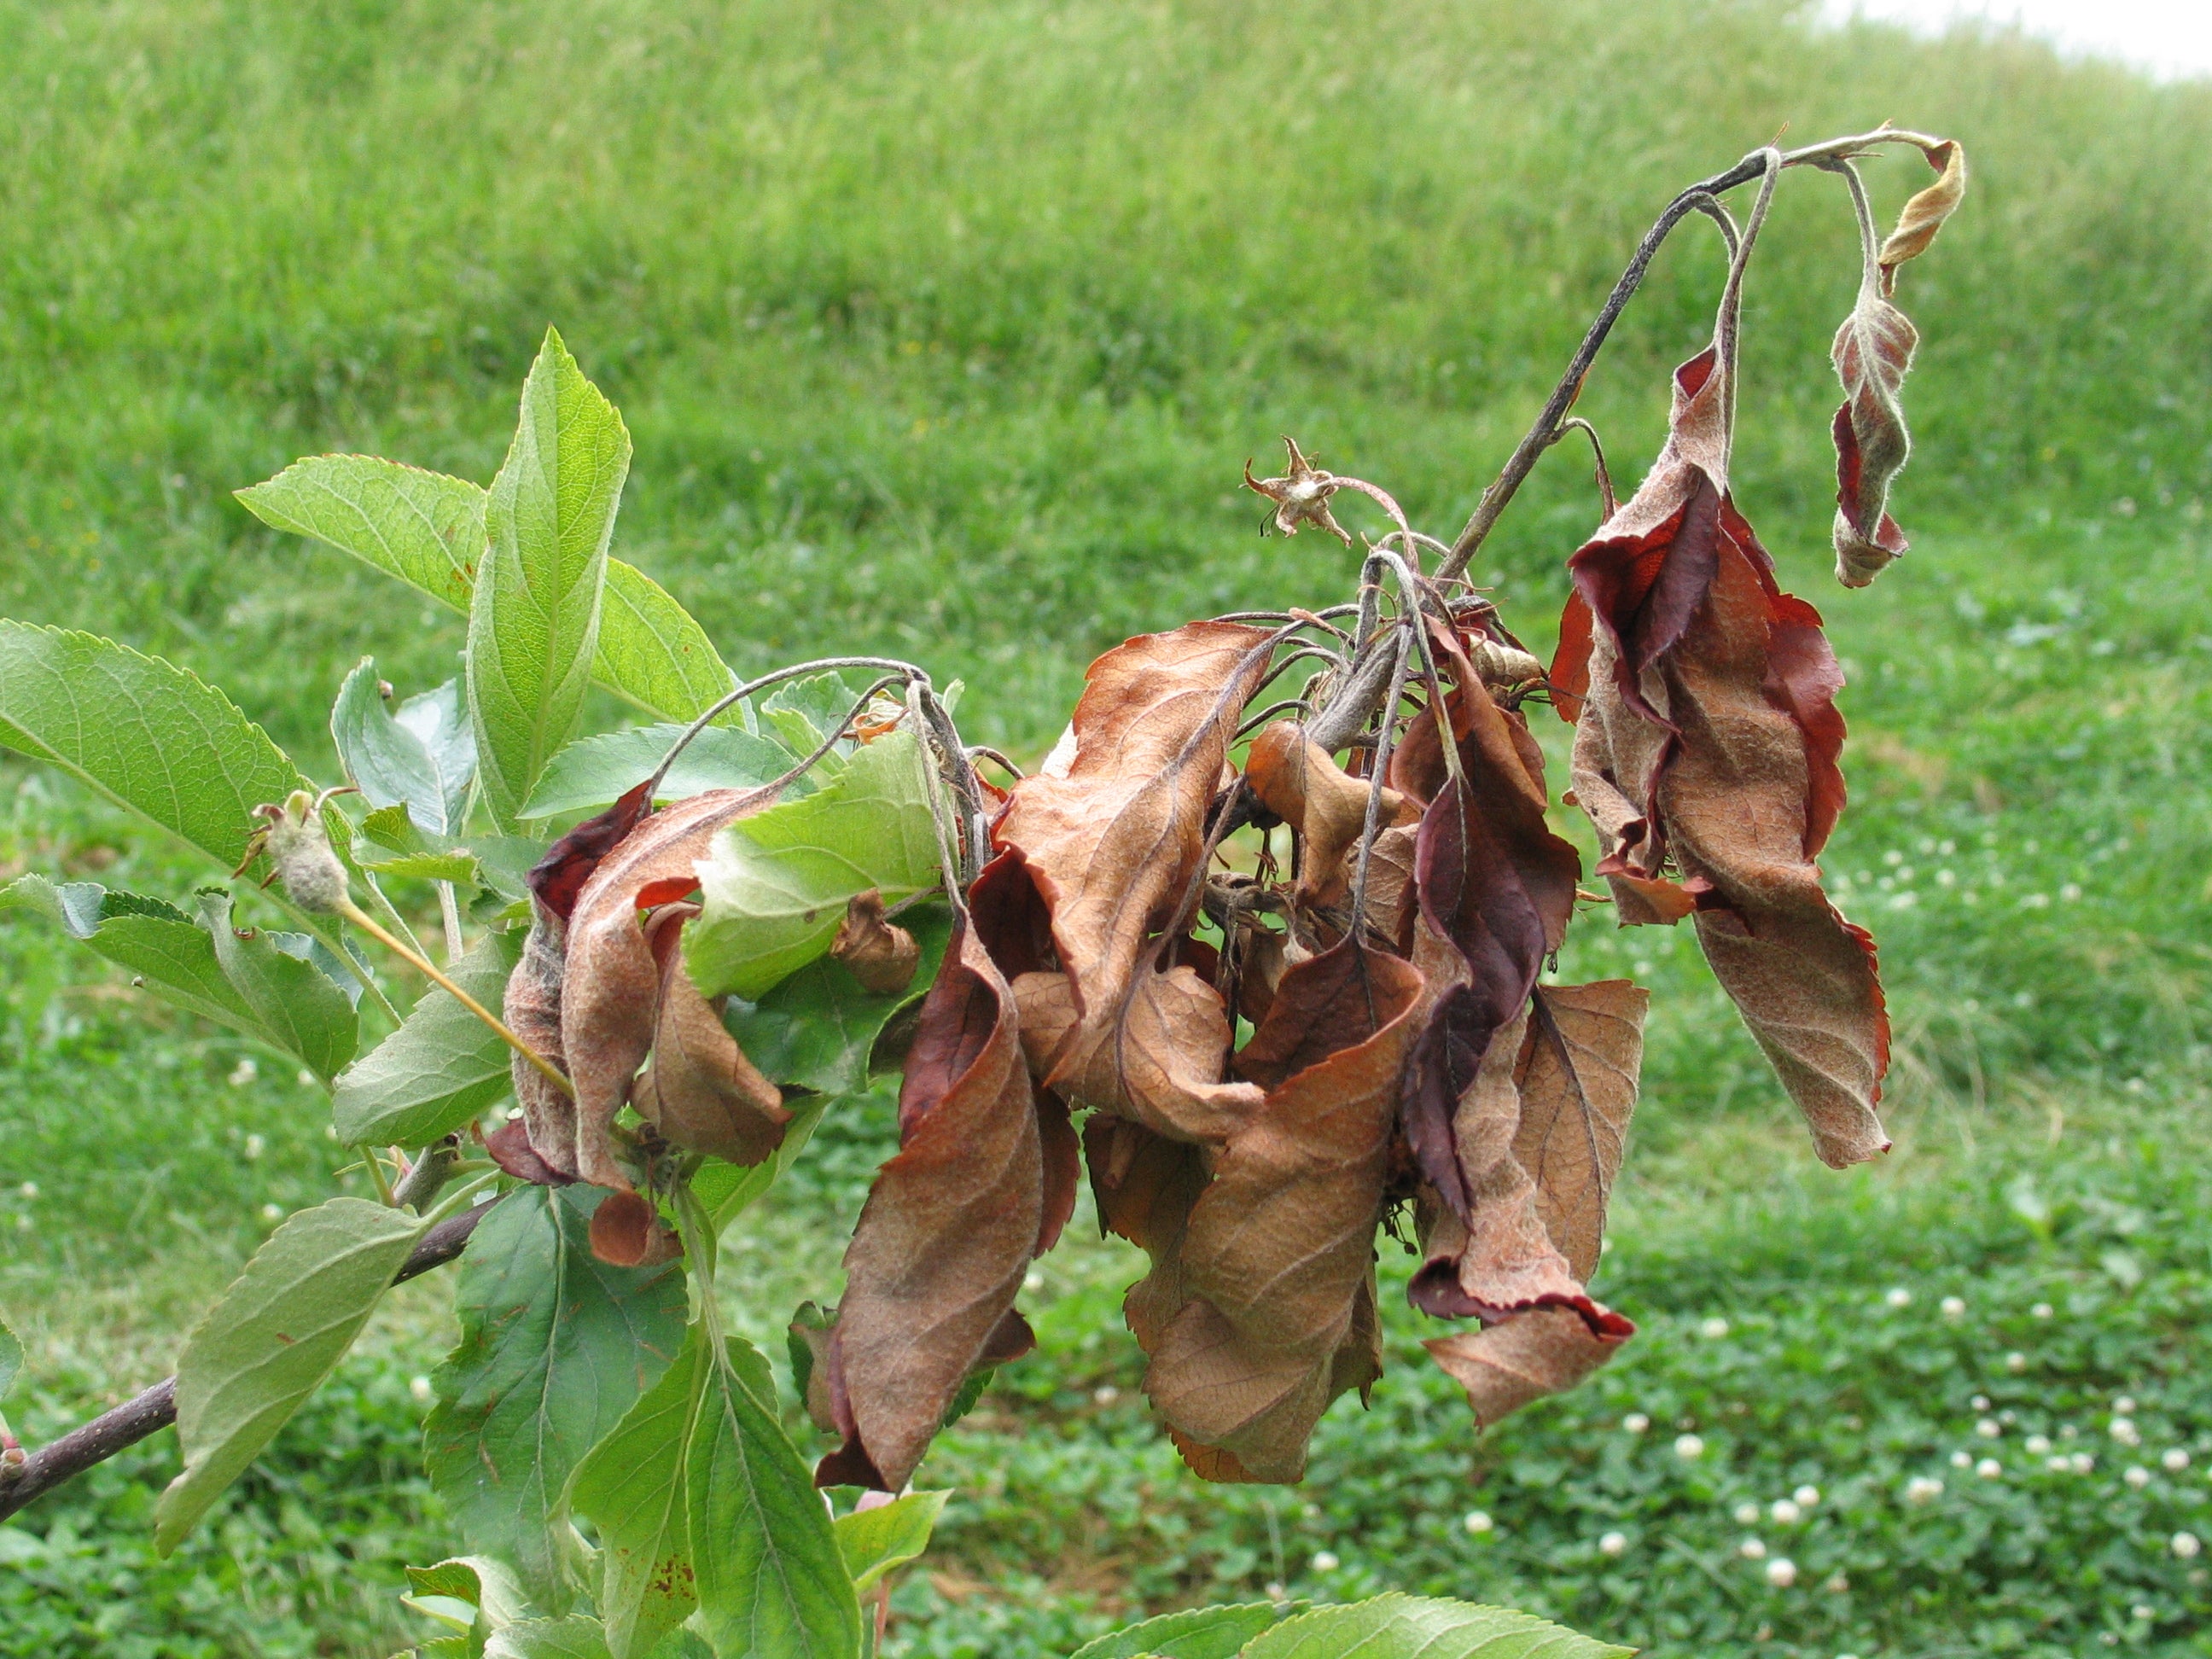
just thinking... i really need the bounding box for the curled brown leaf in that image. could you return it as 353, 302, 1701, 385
833, 888, 920, 996
632, 903, 788, 1167
1424, 1307, 1627, 1430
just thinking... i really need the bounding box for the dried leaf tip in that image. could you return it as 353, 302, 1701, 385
1244, 437, 1353, 545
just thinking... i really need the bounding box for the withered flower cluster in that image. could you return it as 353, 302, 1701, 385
479, 135, 1965, 1495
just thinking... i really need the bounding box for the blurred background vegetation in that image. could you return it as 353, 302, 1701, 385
1, 1, 2209, 1654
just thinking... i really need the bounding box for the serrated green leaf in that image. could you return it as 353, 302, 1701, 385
1068, 1603, 1289, 1659
402, 1555, 537, 1658
334, 661, 476, 837
427, 1187, 687, 1615
467, 329, 630, 830
521, 724, 800, 822
643, 1634, 713, 1659
721, 904, 952, 1096
485, 1618, 614, 1659
1239, 1594, 1631, 1659
240, 456, 736, 727
760, 672, 864, 774
200, 890, 360, 1082
237, 454, 484, 609
356, 807, 541, 900
332, 929, 525, 1145
694, 1094, 830, 1234
155, 1197, 423, 1552
572, 1326, 859, 1659
834, 1489, 948, 1592
686, 731, 943, 1000
0, 1311, 21, 1403
0, 874, 270, 1041
0, 620, 305, 876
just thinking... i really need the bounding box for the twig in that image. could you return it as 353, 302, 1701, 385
0, 1199, 498, 1522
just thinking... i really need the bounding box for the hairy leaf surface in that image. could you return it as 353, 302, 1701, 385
1066, 1601, 1289, 1659
200, 890, 360, 1081
332, 661, 476, 835
1242, 1592, 1628, 1659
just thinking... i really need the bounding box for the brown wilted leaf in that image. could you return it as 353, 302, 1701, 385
1013, 964, 1261, 1145
993, 620, 1274, 1124
833, 888, 920, 996
632, 903, 788, 1167
1243, 721, 1414, 911
1086, 1114, 1210, 1354
821, 917, 1045, 1492
1424, 1307, 1627, 1429
588, 1187, 681, 1267
557, 786, 777, 1189
1877, 139, 1967, 290
1516, 981, 1646, 1280
1142, 940, 1424, 1481
1829, 281, 1918, 589
483, 1113, 573, 1186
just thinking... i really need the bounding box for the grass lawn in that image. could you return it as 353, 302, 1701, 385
2, 1, 2209, 1655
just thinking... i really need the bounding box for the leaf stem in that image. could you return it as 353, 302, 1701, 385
334, 894, 573, 1099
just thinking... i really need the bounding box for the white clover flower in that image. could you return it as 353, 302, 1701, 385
1464, 1511, 1493, 1535
17, 1181, 36, 1201
1884, 1288, 1912, 1309
2031, 1302, 2054, 1318
2174, 1533, 2203, 1560
2163, 1449, 2191, 1472
2026, 1435, 2052, 1455
2071, 1452, 2096, 1474
2048, 1455, 2072, 1472
1092, 1385, 1120, 1406
228, 1057, 259, 1087
1827, 1577, 1851, 1596
1622, 1412, 1650, 1434
260, 1202, 283, 1222
1940, 1295, 1965, 1317
1309, 1551, 1339, 1573
1764, 1557, 1797, 1588
1976, 1418, 2001, 1439
2124, 1466, 2151, 1490
1598, 1531, 1627, 1557
409, 1376, 434, 1404
2006, 1352, 2029, 1373
1976, 1458, 2002, 1479
1675, 1434, 1705, 1460
243, 1133, 265, 1160
2115, 1396, 2138, 1415
1770, 1499, 1802, 1525
2132, 1604, 2155, 1622
1738, 1537, 1767, 1560
1735, 1501, 1761, 1524
296, 1068, 317, 1087
1700, 1317, 1731, 1339
1023, 1270, 1045, 1292
2112, 1418, 2143, 1447
1904, 1476, 1945, 1505
1794, 1484, 1821, 1507
1971, 1394, 1990, 1411
1950, 1452, 1972, 1470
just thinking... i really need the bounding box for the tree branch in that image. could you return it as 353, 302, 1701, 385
0, 1198, 495, 1523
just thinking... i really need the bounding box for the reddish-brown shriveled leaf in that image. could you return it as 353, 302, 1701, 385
1141, 940, 1424, 1482
484, 1113, 573, 1185
588, 1187, 682, 1267
1877, 139, 1967, 289
1516, 981, 1646, 1280
1549, 591, 1596, 725
1086, 1114, 1210, 1354
503, 908, 579, 1180
527, 781, 654, 923
1400, 632, 1581, 1219
1662, 538, 1890, 1167
1012, 964, 1261, 1144
1829, 283, 1918, 589
1243, 721, 1414, 911
558, 787, 776, 1188
632, 903, 788, 1167
821, 917, 1045, 1492
1566, 348, 1731, 727
1424, 1307, 1627, 1429
993, 620, 1275, 1117
832, 888, 920, 996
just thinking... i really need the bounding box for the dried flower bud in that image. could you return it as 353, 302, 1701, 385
832, 888, 921, 995
243, 789, 352, 914
1243, 437, 1353, 545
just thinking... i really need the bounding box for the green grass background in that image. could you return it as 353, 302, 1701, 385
1, 0, 2209, 1654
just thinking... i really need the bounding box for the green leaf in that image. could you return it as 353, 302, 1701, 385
200, 889, 360, 1082
356, 807, 541, 900
722, 904, 952, 1096
333, 661, 477, 836
0, 621, 304, 875
692, 1095, 830, 1233
1, 875, 267, 1042
759, 673, 864, 774
1238, 1595, 1632, 1659
239, 457, 737, 726
403, 1555, 537, 1657
521, 725, 800, 822
644, 1635, 713, 1659
834, 1490, 948, 1592
572, 1327, 860, 1659
155, 1197, 423, 1552
332, 929, 525, 1145
1068, 1604, 1289, 1659
427, 1186, 688, 1615
236, 454, 483, 610
484, 1618, 614, 1659
686, 731, 943, 1000
467, 329, 631, 830
0, 1310, 20, 1403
